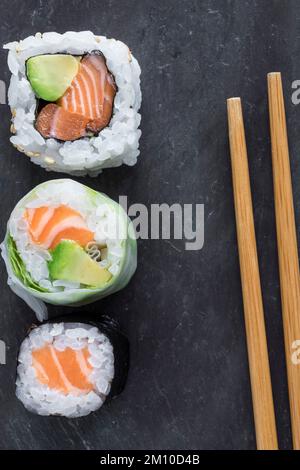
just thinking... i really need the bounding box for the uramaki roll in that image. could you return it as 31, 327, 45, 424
4, 31, 141, 176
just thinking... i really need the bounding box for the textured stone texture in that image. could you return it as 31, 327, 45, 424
0, 0, 298, 450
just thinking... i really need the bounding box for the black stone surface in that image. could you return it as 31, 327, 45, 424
0, 0, 298, 450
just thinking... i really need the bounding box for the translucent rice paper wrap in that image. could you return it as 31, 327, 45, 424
1, 180, 137, 321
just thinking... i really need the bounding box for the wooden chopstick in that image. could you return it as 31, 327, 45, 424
268, 72, 300, 449
227, 98, 278, 450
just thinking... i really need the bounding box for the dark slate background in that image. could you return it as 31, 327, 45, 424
0, 0, 299, 450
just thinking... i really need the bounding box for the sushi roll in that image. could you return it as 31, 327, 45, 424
1, 179, 137, 320
16, 316, 129, 417
4, 31, 141, 176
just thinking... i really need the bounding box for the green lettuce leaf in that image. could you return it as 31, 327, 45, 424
7, 235, 49, 293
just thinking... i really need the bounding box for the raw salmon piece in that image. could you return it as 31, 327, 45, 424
58, 52, 117, 133
24, 205, 94, 250
35, 103, 89, 141
32, 346, 93, 394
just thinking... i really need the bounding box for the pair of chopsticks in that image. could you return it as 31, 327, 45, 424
227, 73, 300, 450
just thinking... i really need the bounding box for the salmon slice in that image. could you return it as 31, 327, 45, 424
35, 103, 89, 141
32, 345, 93, 394
58, 52, 116, 133
25, 205, 94, 250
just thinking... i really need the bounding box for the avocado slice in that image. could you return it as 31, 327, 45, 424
48, 240, 112, 288
26, 54, 79, 101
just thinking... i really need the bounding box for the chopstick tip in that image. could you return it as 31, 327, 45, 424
268, 72, 281, 78
227, 97, 241, 103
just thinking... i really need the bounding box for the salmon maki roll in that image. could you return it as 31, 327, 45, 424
1, 179, 137, 320
5, 32, 141, 176
16, 317, 129, 417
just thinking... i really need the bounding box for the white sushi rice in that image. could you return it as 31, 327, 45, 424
8, 179, 126, 293
4, 31, 142, 176
16, 322, 114, 417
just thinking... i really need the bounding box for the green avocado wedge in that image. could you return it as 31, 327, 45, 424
48, 240, 112, 288
26, 54, 79, 101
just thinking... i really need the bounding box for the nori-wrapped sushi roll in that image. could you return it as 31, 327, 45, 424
16, 316, 129, 417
